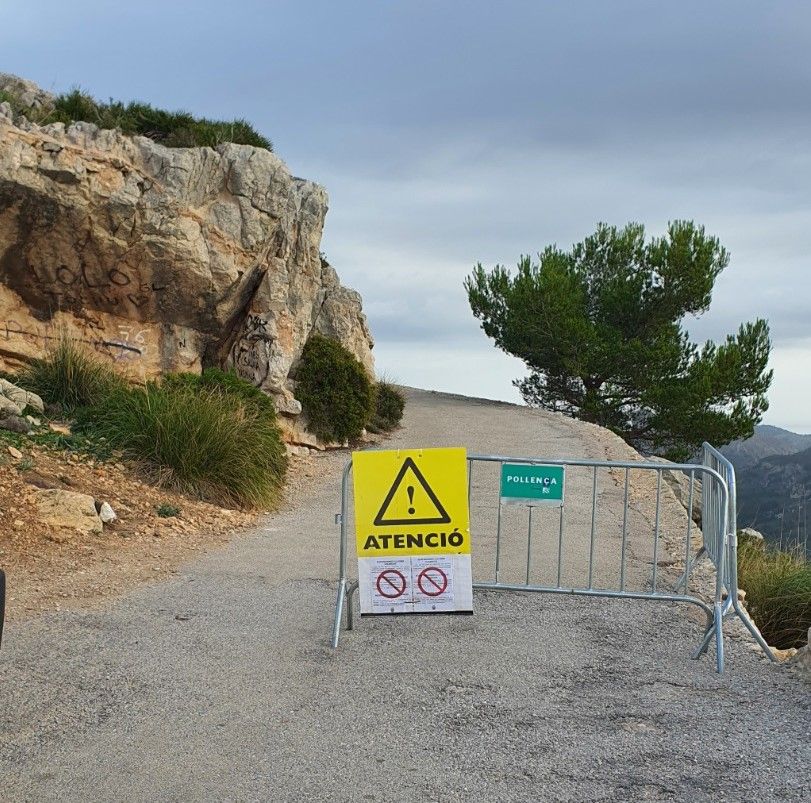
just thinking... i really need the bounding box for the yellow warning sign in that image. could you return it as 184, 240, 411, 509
352, 447, 470, 557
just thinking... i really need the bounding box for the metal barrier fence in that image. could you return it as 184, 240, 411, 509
332, 448, 772, 672
691, 443, 776, 662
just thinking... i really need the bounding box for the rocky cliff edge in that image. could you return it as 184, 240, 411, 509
0, 73, 374, 425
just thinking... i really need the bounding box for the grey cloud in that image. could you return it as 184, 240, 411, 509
1, 1, 809, 427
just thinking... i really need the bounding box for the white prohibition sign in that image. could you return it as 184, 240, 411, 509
376, 569, 407, 599
417, 566, 448, 597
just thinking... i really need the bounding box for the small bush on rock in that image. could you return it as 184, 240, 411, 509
1, 86, 272, 151
369, 380, 405, 433
296, 335, 374, 443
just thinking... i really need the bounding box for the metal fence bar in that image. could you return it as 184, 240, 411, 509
703, 448, 723, 568
556, 505, 564, 588
465, 453, 720, 472
715, 604, 725, 673
713, 478, 720, 564
587, 466, 598, 589
495, 460, 503, 582
620, 468, 629, 592
683, 471, 695, 594
673, 454, 711, 595
652, 471, 662, 593
345, 579, 357, 630
702, 443, 777, 663
474, 581, 714, 622
330, 460, 353, 649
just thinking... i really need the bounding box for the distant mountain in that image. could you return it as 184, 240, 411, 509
719, 424, 811, 471
736, 445, 810, 555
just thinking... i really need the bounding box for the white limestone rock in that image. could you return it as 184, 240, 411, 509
0, 73, 373, 424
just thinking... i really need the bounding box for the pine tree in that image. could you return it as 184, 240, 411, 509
465, 221, 772, 460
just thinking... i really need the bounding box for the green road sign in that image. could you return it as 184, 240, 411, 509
500, 463, 565, 506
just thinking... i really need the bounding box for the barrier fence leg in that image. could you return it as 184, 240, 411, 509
732, 598, 777, 662
690, 604, 724, 673
692, 608, 716, 660
714, 601, 725, 674
331, 578, 347, 649
346, 582, 356, 631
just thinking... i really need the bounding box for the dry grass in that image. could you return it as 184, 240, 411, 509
738, 534, 811, 649
78, 379, 287, 509
16, 334, 124, 411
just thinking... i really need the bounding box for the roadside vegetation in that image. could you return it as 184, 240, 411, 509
297, 334, 374, 442
77, 378, 287, 509
4, 336, 404, 509
738, 532, 811, 650
9, 339, 287, 509
369, 378, 406, 434
296, 335, 405, 442
0, 86, 272, 150
17, 333, 125, 411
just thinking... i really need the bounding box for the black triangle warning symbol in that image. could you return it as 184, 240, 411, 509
374, 457, 452, 527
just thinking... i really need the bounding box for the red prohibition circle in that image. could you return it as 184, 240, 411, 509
417, 566, 448, 597
376, 569, 407, 599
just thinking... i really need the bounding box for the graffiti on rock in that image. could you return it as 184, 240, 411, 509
230, 314, 272, 385
27, 262, 159, 312
1, 318, 148, 362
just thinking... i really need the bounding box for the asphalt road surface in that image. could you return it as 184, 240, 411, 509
1, 389, 809, 802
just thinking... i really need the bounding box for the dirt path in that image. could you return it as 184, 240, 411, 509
1, 389, 809, 802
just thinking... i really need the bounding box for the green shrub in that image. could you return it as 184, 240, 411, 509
16, 335, 124, 411
1, 85, 272, 151
738, 537, 811, 650
78, 380, 287, 509
165, 367, 278, 419
369, 380, 406, 433
156, 503, 181, 518
296, 335, 374, 443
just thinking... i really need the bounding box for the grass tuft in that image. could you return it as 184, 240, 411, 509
4, 338, 288, 508
164, 367, 279, 419
156, 503, 181, 518
369, 379, 406, 433
738, 535, 811, 650
1, 86, 272, 150
16, 334, 124, 411
78, 377, 287, 509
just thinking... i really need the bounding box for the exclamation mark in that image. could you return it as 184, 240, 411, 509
407, 485, 415, 515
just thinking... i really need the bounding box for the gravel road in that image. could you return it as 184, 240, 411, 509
1, 388, 809, 802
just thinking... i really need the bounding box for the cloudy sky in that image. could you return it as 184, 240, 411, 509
2, 1, 810, 431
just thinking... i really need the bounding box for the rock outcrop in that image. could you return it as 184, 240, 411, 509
34, 488, 104, 538
789, 627, 811, 683
0, 377, 44, 433
0, 73, 374, 421
0, 377, 44, 417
